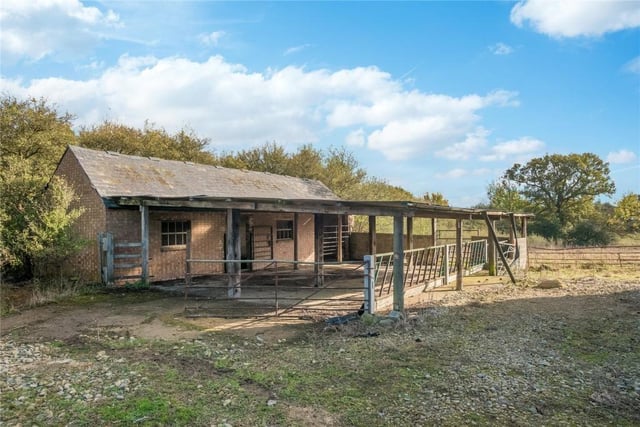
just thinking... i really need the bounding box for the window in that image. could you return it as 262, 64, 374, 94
161, 221, 190, 247
276, 220, 294, 240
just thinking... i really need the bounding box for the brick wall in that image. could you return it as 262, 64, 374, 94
54, 149, 106, 283
252, 212, 315, 267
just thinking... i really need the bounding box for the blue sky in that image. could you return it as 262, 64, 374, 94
1, 1, 639, 206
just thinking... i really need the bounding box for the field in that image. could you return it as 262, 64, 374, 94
1, 267, 639, 426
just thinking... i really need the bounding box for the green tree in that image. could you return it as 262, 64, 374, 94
77, 121, 216, 164
321, 147, 367, 199
486, 179, 529, 212
504, 153, 615, 227
0, 96, 83, 277
611, 193, 640, 233
422, 192, 449, 206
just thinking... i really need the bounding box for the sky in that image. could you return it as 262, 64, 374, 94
1, 0, 639, 207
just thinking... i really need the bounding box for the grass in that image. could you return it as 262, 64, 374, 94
2, 268, 639, 426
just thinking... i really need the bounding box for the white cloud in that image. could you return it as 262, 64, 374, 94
0, 54, 519, 156
607, 149, 638, 164
284, 44, 312, 56
624, 56, 640, 74
199, 31, 226, 47
436, 169, 468, 179
0, 0, 120, 62
511, 0, 640, 38
435, 127, 490, 160
480, 137, 545, 162
489, 42, 514, 55
345, 129, 366, 147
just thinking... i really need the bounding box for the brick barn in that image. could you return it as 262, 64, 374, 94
54, 145, 530, 311
54, 145, 346, 285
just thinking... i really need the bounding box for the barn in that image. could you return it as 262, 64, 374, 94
54, 145, 530, 313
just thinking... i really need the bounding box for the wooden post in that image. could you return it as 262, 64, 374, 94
487, 219, 496, 276
393, 215, 404, 313
140, 204, 149, 283
455, 218, 463, 291
185, 229, 191, 297
368, 216, 377, 258
104, 233, 114, 284
337, 214, 343, 262
363, 255, 376, 314
226, 209, 241, 298
484, 212, 517, 284
293, 213, 299, 270
521, 217, 527, 238
314, 213, 324, 287
406, 217, 414, 251
431, 218, 437, 246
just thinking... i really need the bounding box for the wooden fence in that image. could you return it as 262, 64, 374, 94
529, 245, 640, 268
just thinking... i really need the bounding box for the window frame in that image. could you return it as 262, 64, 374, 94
161, 220, 190, 248
275, 220, 294, 241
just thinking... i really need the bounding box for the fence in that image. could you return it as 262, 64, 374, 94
183, 259, 367, 318
98, 232, 143, 284
529, 245, 640, 268
368, 240, 487, 311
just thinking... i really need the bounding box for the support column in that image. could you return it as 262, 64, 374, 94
368, 216, 377, 258
337, 214, 343, 262
455, 218, 463, 291
226, 209, 241, 298
314, 213, 324, 287
393, 215, 404, 313
140, 204, 149, 283
431, 218, 437, 246
406, 217, 414, 251
293, 213, 299, 270
487, 220, 496, 276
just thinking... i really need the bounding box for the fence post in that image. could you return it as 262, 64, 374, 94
105, 233, 114, 285
364, 255, 376, 314
444, 245, 450, 285
456, 218, 463, 291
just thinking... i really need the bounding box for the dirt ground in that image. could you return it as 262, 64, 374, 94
1, 268, 639, 426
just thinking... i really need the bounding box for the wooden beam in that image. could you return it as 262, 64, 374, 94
484, 212, 516, 284
393, 215, 404, 313
314, 213, 324, 287
509, 213, 520, 260
293, 213, 299, 270
431, 218, 437, 246
368, 216, 377, 258
226, 209, 241, 297
336, 214, 343, 262
406, 217, 414, 251
455, 218, 463, 291
140, 205, 149, 283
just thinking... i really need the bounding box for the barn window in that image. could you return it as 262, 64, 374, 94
161, 221, 190, 247
276, 220, 294, 240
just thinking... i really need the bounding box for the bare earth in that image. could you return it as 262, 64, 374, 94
1, 269, 639, 426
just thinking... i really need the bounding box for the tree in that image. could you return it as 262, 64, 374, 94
0, 96, 83, 277
77, 121, 217, 165
486, 179, 529, 212
611, 193, 640, 233
504, 153, 615, 227
422, 192, 449, 206
320, 147, 367, 199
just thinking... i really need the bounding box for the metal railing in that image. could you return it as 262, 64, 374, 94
371, 240, 488, 298
183, 258, 366, 318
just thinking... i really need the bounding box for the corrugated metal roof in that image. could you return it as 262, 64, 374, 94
68, 145, 338, 200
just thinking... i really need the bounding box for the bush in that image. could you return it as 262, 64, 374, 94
565, 221, 613, 247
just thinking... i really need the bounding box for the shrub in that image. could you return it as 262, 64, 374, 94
565, 221, 613, 247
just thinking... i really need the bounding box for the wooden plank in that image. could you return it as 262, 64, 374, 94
226, 209, 241, 298
393, 215, 404, 313
115, 242, 142, 248
293, 213, 299, 270
484, 212, 516, 284
314, 213, 325, 287
106, 233, 114, 284
455, 218, 463, 291
336, 215, 343, 262
114, 254, 141, 259
114, 263, 142, 269
140, 204, 149, 282
368, 216, 377, 258
431, 218, 437, 246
